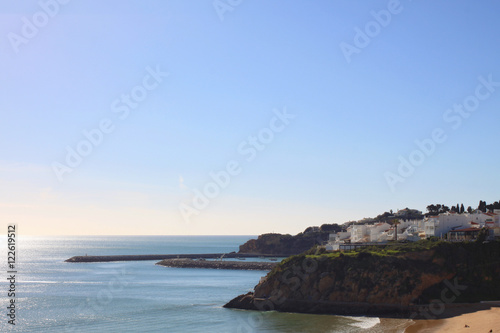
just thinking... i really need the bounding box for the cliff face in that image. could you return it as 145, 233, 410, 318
225, 241, 500, 318
238, 232, 328, 255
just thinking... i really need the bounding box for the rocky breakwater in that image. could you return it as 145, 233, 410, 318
156, 259, 278, 270
225, 240, 500, 318
65, 253, 278, 263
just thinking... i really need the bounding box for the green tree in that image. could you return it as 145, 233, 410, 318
460, 204, 465, 214
426, 204, 437, 215
478, 200, 487, 212
320, 224, 341, 233
441, 205, 450, 213
486, 201, 500, 212
476, 228, 489, 243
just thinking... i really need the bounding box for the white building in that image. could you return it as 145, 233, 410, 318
469, 210, 498, 227
424, 216, 439, 237
424, 213, 471, 238
325, 218, 425, 251
351, 225, 368, 243
325, 241, 340, 251
329, 231, 351, 242
326, 231, 351, 251
399, 225, 421, 242
369, 223, 391, 242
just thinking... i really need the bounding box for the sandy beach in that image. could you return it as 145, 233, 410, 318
406, 307, 500, 333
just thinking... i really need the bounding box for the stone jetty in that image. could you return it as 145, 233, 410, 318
156, 258, 278, 270
65, 253, 284, 263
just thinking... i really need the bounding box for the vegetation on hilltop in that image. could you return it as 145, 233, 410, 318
426, 199, 500, 216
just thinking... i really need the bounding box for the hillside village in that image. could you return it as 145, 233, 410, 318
237, 200, 500, 256
230, 202, 500, 320
325, 205, 500, 251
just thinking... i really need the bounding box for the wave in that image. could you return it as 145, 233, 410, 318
345, 316, 381, 329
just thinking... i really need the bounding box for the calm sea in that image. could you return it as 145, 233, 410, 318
1, 236, 411, 332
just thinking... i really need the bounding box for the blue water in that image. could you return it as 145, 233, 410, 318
1, 236, 411, 332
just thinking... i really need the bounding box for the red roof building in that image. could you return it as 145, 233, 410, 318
448, 227, 482, 241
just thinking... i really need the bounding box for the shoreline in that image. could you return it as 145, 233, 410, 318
225, 292, 500, 320
405, 306, 500, 332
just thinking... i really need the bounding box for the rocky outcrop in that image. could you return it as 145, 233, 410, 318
238, 232, 328, 256
156, 259, 277, 270
225, 241, 500, 318
238, 224, 344, 255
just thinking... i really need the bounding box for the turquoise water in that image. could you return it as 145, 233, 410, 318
1, 236, 411, 332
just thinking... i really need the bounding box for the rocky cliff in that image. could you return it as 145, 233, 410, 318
238, 232, 329, 255
225, 240, 500, 318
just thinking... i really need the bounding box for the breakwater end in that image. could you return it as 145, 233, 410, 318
65, 253, 286, 263
156, 259, 278, 270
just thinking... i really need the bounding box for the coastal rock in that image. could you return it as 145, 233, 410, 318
223, 292, 256, 310
318, 275, 334, 294
225, 241, 500, 318
238, 232, 328, 256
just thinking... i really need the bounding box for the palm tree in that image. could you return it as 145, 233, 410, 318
392, 219, 401, 241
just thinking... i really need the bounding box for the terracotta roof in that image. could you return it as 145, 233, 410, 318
449, 227, 481, 232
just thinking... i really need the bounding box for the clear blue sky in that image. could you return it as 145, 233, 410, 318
1, 0, 500, 235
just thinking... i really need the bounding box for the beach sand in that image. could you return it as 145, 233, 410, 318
406, 307, 500, 333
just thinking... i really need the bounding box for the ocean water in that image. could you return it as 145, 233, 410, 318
1, 236, 412, 332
